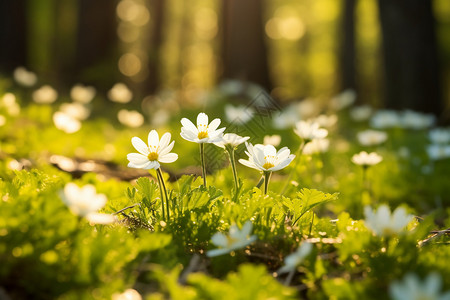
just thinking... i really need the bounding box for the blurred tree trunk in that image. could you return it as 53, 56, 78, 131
339, 0, 357, 95
146, 0, 165, 94
377, 0, 442, 115
75, 0, 117, 86
221, 0, 272, 91
0, 1, 28, 73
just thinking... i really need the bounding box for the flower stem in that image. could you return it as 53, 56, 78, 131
263, 171, 272, 195
155, 171, 165, 221
226, 146, 239, 192
256, 175, 264, 188
199, 143, 207, 187
157, 168, 170, 221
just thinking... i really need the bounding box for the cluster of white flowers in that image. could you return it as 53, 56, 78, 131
352, 151, 383, 167
294, 120, 329, 155
357, 129, 388, 147
118, 109, 145, 128
370, 109, 435, 130
427, 127, 450, 161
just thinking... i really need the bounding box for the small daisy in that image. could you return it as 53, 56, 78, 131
60, 183, 115, 224
294, 121, 328, 143
390, 273, 450, 300
364, 204, 413, 237
207, 221, 257, 257
352, 151, 383, 167
278, 242, 313, 274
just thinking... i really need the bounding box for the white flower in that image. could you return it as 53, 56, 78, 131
118, 109, 144, 128
357, 129, 388, 146
207, 221, 257, 257
294, 121, 328, 141
60, 183, 115, 224
273, 107, 300, 129
70, 84, 96, 103
214, 133, 249, 149
429, 128, 450, 145
370, 110, 401, 129
264, 135, 281, 147
390, 273, 450, 300
352, 151, 383, 167
303, 138, 330, 155
127, 130, 178, 170
278, 242, 313, 274
53, 111, 81, 133
13, 67, 37, 87
311, 114, 338, 128
1, 93, 20, 116
400, 110, 436, 130
350, 105, 373, 122
32, 85, 58, 104
180, 112, 225, 143
112, 289, 142, 300
224, 104, 254, 124
330, 89, 356, 110
239, 143, 295, 172
108, 83, 133, 103
60, 103, 90, 120
426, 144, 450, 161
0, 115, 5, 127
364, 205, 413, 237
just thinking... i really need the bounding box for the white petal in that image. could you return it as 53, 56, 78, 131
131, 137, 149, 155
264, 145, 277, 157
181, 118, 198, 134
159, 132, 171, 149
181, 131, 196, 142
158, 153, 178, 163
86, 213, 116, 224
271, 155, 294, 171
239, 159, 259, 170
208, 118, 221, 133
241, 221, 253, 236
211, 233, 228, 247
127, 153, 149, 165
206, 248, 231, 257
159, 141, 174, 156
197, 112, 208, 127
148, 130, 159, 147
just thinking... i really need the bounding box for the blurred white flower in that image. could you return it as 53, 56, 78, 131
13, 66, 37, 87
350, 105, 373, 122
32, 85, 58, 104
357, 129, 388, 146
264, 135, 281, 147
214, 133, 249, 149
239, 143, 295, 172
273, 107, 300, 129
112, 289, 142, 300
70, 84, 96, 103
118, 109, 144, 128
312, 114, 338, 128
330, 89, 356, 110
294, 121, 328, 142
429, 128, 450, 145
352, 151, 383, 167
180, 112, 225, 143
0, 115, 5, 126
303, 138, 330, 155
370, 110, 401, 129
60, 103, 90, 120
53, 111, 81, 133
297, 98, 320, 119
1, 93, 20, 116
390, 273, 450, 300
278, 242, 313, 274
108, 83, 133, 103
426, 144, 450, 161
364, 204, 413, 237
400, 110, 436, 130
60, 183, 115, 224
224, 104, 254, 125
207, 221, 257, 257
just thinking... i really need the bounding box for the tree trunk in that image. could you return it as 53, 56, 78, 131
339, 0, 357, 94
0, 1, 28, 73
377, 0, 442, 115
75, 0, 118, 85
221, 0, 272, 91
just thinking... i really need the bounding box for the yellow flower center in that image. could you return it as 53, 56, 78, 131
198, 131, 209, 139
263, 162, 275, 169
262, 155, 276, 170
147, 152, 159, 161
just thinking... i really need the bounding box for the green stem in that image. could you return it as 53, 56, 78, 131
200, 143, 207, 187
264, 171, 272, 195
227, 146, 239, 192
256, 175, 264, 188
156, 170, 165, 221
157, 168, 170, 221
